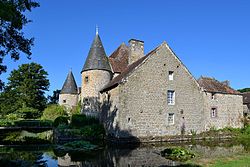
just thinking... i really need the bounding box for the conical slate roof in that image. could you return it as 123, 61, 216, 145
60, 70, 78, 94
81, 34, 112, 73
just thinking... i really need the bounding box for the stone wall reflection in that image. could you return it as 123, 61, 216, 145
57, 143, 245, 167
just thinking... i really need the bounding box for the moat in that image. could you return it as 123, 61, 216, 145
1, 140, 250, 167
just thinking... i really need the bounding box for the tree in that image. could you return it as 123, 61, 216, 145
238, 88, 250, 93
47, 89, 60, 104
0, 0, 39, 89
0, 62, 49, 116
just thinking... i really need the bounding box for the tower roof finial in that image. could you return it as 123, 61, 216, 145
96, 25, 99, 35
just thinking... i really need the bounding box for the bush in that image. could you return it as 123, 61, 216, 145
70, 102, 81, 115
41, 104, 67, 121
17, 106, 40, 119
14, 120, 53, 127
5, 113, 20, 121
71, 114, 99, 127
53, 116, 69, 127
0, 119, 14, 126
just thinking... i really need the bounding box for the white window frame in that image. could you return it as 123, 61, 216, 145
168, 113, 175, 125
169, 71, 174, 80
167, 90, 175, 105
211, 107, 217, 118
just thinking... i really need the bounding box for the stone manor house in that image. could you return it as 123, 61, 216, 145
59, 32, 243, 139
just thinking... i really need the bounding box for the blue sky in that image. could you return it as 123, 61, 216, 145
2, 0, 250, 95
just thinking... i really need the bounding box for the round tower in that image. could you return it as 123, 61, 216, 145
59, 70, 79, 109
81, 32, 112, 115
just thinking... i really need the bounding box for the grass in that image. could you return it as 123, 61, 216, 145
201, 154, 250, 167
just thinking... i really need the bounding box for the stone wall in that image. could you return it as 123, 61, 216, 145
101, 86, 120, 137
81, 70, 111, 113
59, 94, 78, 109
128, 39, 144, 65
243, 104, 250, 115
203, 92, 243, 130
107, 43, 204, 138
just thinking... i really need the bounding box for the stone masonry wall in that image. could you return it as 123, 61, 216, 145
113, 43, 204, 138
101, 86, 121, 137
59, 94, 78, 109
243, 104, 250, 115
81, 70, 111, 103
203, 92, 243, 130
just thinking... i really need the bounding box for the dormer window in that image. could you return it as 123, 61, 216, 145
85, 76, 89, 83
169, 71, 174, 80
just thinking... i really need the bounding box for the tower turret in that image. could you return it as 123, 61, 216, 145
81, 33, 112, 116
59, 70, 79, 109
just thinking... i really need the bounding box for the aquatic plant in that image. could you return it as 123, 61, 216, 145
161, 147, 195, 162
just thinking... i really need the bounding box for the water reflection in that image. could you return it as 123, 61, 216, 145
0, 141, 249, 167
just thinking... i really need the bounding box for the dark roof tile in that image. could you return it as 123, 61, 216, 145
82, 34, 112, 73
60, 71, 78, 94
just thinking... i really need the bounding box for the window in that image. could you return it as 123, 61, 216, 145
211, 107, 217, 118
168, 113, 175, 125
85, 76, 89, 83
63, 99, 66, 103
167, 90, 175, 105
169, 71, 174, 80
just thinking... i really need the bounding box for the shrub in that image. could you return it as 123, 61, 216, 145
17, 106, 40, 119
0, 119, 14, 126
41, 104, 67, 121
70, 102, 81, 115
71, 114, 99, 127
14, 120, 53, 127
5, 113, 20, 121
53, 116, 69, 127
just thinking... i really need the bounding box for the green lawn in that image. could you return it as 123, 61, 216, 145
209, 155, 250, 167
188, 154, 250, 167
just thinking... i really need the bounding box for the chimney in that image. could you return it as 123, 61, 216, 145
128, 39, 144, 65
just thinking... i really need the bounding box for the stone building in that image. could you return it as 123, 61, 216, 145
59, 32, 243, 140
243, 92, 250, 116
59, 70, 79, 109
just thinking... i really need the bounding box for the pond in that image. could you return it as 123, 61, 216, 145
0, 140, 250, 167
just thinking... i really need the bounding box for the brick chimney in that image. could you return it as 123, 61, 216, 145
128, 39, 144, 65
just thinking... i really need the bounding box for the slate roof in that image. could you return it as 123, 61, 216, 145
109, 43, 129, 73
197, 77, 240, 95
243, 92, 250, 104
82, 34, 112, 73
100, 45, 161, 92
60, 70, 78, 94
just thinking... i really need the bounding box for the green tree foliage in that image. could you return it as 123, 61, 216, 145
0, 62, 49, 116
47, 89, 60, 104
238, 88, 250, 93
41, 104, 67, 121
0, 0, 39, 89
